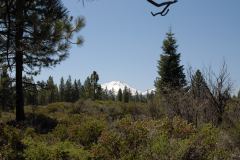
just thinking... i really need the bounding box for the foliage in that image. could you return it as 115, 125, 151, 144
23, 139, 90, 160
0, 99, 238, 160
155, 31, 186, 95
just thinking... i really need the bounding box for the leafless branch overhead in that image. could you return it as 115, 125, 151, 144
147, 0, 178, 16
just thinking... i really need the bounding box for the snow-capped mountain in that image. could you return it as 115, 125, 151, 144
101, 81, 140, 95
101, 81, 155, 96
141, 88, 156, 95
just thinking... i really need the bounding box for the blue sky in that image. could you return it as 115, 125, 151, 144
36, 0, 240, 93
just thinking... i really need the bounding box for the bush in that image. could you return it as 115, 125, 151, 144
92, 117, 150, 159
91, 130, 124, 160
23, 138, 90, 160
26, 113, 58, 134
0, 124, 25, 159
70, 116, 106, 147
47, 102, 72, 113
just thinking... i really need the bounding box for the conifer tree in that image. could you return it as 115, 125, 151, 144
108, 88, 115, 101
59, 77, 65, 102
83, 77, 92, 99
38, 81, 47, 105
117, 89, 123, 102
72, 79, 80, 102
191, 70, 208, 99
65, 76, 73, 102
123, 86, 130, 103
134, 91, 140, 102
0, 65, 13, 110
24, 76, 38, 106
0, 0, 84, 121
102, 87, 109, 100
46, 76, 58, 103
90, 71, 99, 100
155, 31, 186, 95
77, 79, 82, 99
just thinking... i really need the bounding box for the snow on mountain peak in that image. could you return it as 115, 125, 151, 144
101, 81, 140, 95
101, 81, 155, 96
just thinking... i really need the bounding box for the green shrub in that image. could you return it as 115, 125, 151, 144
0, 124, 24, 159
71, 116, 106, 147
47, 102, 72, 113
91, 130, 124, 160
93, 117, 150, 159
177, 124, 229, 160
23, 138, 90, 160
26, 113, 58, 134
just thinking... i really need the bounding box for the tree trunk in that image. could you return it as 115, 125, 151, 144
15, 0, 25, 121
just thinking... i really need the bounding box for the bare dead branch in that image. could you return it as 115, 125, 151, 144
147, 0, 178, 16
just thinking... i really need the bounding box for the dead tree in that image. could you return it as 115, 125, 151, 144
147, 0, 178, 16
204, 62, 232, 126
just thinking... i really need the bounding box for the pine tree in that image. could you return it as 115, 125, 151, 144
90, 71, 99, 100
146, 91, 155, 101
24, 76, 38, 106
191, 70, 208, 99
0, 65, 13, 110
38, 81, 47, 105
134, 91, 140, 102
46, 76, 58, 103
155, 31, 186, 95
77, 79, 82, 99
59, 77, 65, 102
72, 79, 80, 102
108, 88, 115, 101
117, 89, 123, 102
123, 86, 130, 103
0, 0, 85, 121
65, 76, 73, 102
83, 77, 91, 99
102, 87, 109, 100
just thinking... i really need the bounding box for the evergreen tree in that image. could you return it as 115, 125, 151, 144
117, 89, 123, 102
38, 81, 47, 105
123, 86, 130, 103
146, 91, 155, 101
59, 77, 65, 102
90, 71, 99, 100
72, 79, 80, 102
24, 76, 38, 106
46, 76, 58, 103
102, 87, 109, 100
191, 70, 208, 99
65, 76, 73, 102
134, 91, 140, 102
139, 93, 146, 103
238, 89, 240, 99
83, 77, 92, 99
77, 79, 82, 99
0, 0, 84, 121
108, 88, 115, 101
0, 65, 13, 110
155, 31, 186, 95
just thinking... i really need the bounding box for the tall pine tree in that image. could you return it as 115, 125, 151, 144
155, 31, 186, 95
0, 0, 84, 121
65, 76, 73, 102
117, 89, 123, 102
59, 77, 65, 102
90, 71, 99, 100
